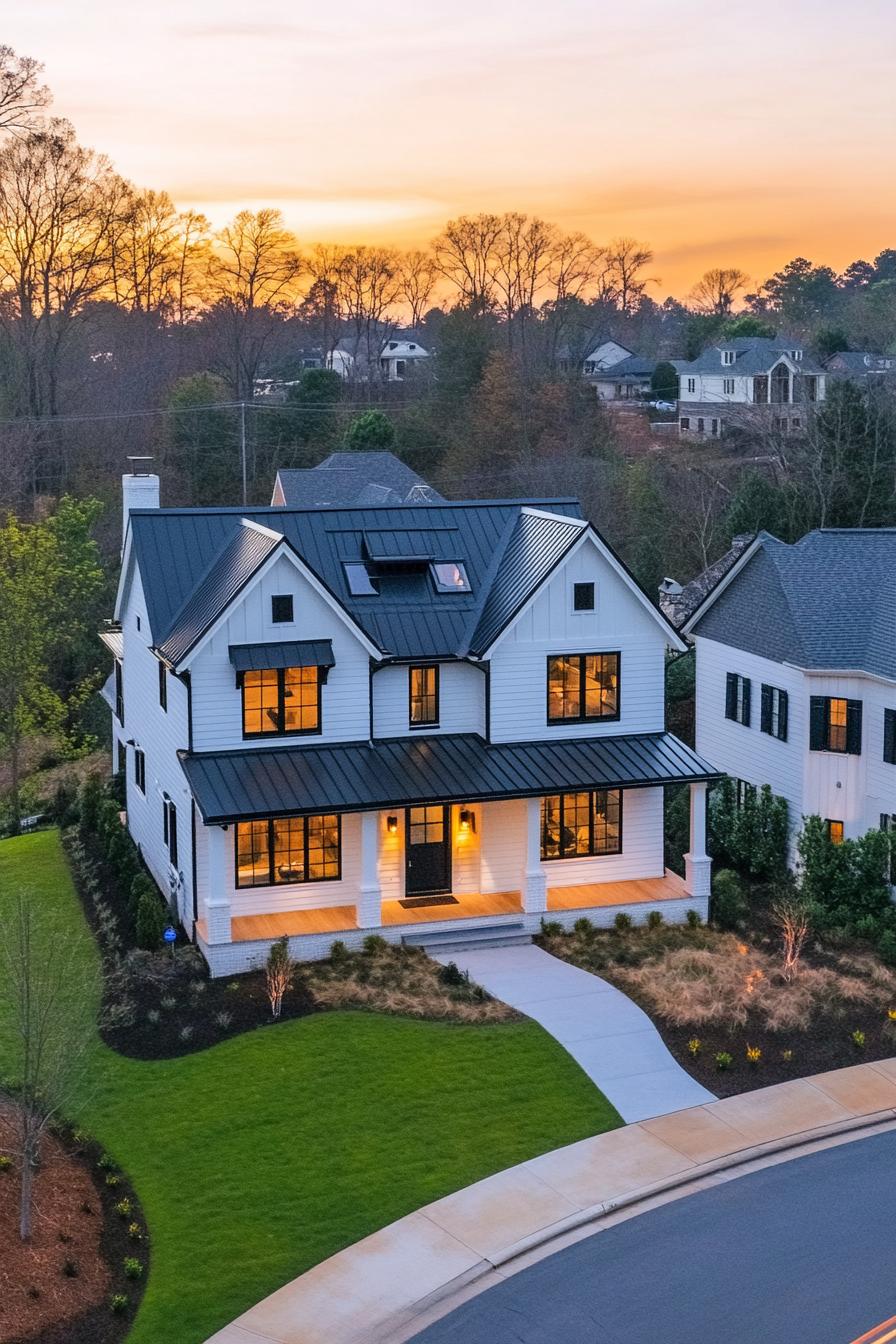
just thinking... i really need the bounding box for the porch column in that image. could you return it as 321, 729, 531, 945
205, 824, 232, 944
523, 796, 547, 914
684, 781, 712, 899
357, 810, 382, 929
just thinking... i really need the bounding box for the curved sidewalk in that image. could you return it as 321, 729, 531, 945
432, 944, 715, 1121
206, 1059, 896, 1344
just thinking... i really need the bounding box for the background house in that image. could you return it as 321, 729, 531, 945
271, 452, 443, 507
825, 351, 896, 381
677, 337, 827, 437
683, 529, 896, 860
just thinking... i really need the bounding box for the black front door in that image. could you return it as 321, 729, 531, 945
405, 805, 451, 896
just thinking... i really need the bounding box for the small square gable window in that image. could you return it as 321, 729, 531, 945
573, 582, 595, 611
271, 594, 293, 623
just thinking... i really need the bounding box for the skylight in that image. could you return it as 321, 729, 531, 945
344, 562, 378, 596
431, 561, 471, 593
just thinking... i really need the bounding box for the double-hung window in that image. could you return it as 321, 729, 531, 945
163, 798, 178, 867
541, 791, 622, 860
810, 696, 862, 754
114, 661, 124, 724
235, 814, 341, 887
409, 665, 438, 727
760, 684, 788, 740
547, 653, 619, 723
242, 666, 320, 737
134, 748, 146, 794
884, 709, 896, 765
826, 819, 844, 845
158, 661, 167, 711
725, 672, 751, 726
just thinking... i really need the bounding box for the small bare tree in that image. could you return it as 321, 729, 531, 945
0, 45, 50, 137
772, 898, 811, 981
0, 891, 102, 1240
265, 935, 295, 1019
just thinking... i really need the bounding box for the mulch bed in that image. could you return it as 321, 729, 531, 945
0, 1108, 148, 1344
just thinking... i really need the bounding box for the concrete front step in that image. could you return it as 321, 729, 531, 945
402, 921, 532, 953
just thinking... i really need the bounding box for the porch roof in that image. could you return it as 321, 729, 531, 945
179, 731, 720, 824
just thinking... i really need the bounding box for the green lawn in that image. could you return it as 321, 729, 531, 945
0, 831, 620, 1344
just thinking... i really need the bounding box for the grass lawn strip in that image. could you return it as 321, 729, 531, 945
0, 831, 620, 1344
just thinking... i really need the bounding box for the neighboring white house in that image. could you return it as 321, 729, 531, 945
677, 337, 827, 438
328, 333, 430, 383
582, 340, 633, 376
101, 468, 718, 976
683, 529, 896, 861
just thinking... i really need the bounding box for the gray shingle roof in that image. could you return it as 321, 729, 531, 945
591, 354, 655, 379
131, 498, 590, 665
689, 530, 896, 677
274, 452, 443, 507
826, 351, 896, 376
679, 338, 825, 377
180, 731, 719, 822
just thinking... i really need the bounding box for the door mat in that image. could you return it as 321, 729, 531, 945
398, 895, 460, 909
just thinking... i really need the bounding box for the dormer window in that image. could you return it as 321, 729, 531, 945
791, 350, 803, 361
431, 562, 470, 593
344, 562, 378, 596
722, 350, 735, 366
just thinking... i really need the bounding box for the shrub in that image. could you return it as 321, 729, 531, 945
129, 873, 156, 918
159, 995, 176, 1011
77, 775, 105, 834
746, 1045, 761, 1067
613, 912, 633, 933
362, 934, 388, 955
710, 777, 789, 879
135, 888, 166, 950
109, 1293, 129, 1314
265, 936, 295, 1019
878, 931, 896, 967
781, 1048, 793, 1062
646, 910, 664, 930
105, 1173, 120, 1188
213, 1010, 233, 1030
179, 1024, 194, 1042
114, 1198, 132, 1219
330, 939, 350, 966
97, 1153, 116, 1171
686, 909, 702, 929
146, 1009, 160, 1025
539, 919, 563, 937
439, 961, 469, 988
851, 1029, 866, 1050
711, 869, 748, 930
798, 817, 892, 932
687, 1038, 701, 1057
226, 980, 241, 992
123, 1257, 144, 1280
572, 917, 594, 936
127, 1222, 142, 1241
715, 1051, 733, 1071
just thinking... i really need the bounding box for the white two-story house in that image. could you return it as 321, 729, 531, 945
102, 467, 717, 976
677, 337, 826, 438
684, 529, 896, 860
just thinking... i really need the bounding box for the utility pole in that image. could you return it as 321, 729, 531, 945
240, 400, 247, 506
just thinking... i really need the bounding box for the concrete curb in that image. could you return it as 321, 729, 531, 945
205, 1061, 896, 1344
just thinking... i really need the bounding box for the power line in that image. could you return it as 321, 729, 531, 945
0, 398, 408, 430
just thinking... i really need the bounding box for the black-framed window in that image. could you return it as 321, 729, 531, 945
725, 672, 751, 726
826, 818, 844, 846
158, 660, 167, 711
117, 740, 127, 776
547, 653, 619, 723
271, 594, 293, 623
114, 660, 124, 723
760, 684, 788, 741
241, 666, 321, 737
735, 779, 756, 810
884, 709, 896, 765
810, 696, 861, 754
163, 798, 178, 867
134, 748, 146, 794
235, 814, 341, 887
541, 790, 622, 860
409, 664, 439, 726
573, 582, 595, 612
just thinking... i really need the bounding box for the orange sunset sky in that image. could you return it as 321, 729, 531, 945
7, 0, 896, 295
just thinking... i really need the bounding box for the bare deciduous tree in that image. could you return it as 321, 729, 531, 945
432, 213, 503, 308
397, 248, 439, 329
0, 46, 50, 137
265, 935, 295, 1019
604, 236, 655, 313
0, 891, 102, 1240
690, 267, 750, 316
772, 898, 811, 981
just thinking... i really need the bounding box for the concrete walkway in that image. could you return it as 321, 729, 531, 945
433, 944, 715, 1122
205, 1061, 896, 1344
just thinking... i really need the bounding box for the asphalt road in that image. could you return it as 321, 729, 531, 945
411, 1130, 896, 1344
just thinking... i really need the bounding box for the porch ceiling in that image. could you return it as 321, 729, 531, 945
181, 731, 719, 823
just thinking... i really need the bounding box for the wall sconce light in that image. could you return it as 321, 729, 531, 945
386, 815, 398, 834
459, 808, 476, 834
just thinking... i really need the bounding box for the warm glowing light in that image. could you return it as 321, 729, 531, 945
386, 815, 398, 835
736, 943, 748, 956
458, 808, 476, 835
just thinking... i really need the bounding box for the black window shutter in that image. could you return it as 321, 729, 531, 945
884, 709, 896, 765
760, 684, 772, 733
846, 699, 863, 755
809, 697, 827, 750
725, 673, 737, 721
778, 690, 789, 741
741, 678, 751, 726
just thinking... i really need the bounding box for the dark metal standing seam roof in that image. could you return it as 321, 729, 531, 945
179, 731, 720, 823
228, 640, 335, 672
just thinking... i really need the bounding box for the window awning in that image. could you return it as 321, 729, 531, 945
180, 731, 720, 823
228, 640, 335, 673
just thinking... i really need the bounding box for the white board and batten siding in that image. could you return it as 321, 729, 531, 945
372, 661, 485, 738
118, 567, 195, 927
188, 552, 371, 752
487, 535, 667, 743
